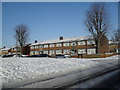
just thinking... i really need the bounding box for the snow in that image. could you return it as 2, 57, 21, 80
1, 48, 10, 51
1, 55, 119, 88
31, 35, 93, 46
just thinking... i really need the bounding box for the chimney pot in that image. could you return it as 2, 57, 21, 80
59, 36, 63, 40
35, 40, 37, 43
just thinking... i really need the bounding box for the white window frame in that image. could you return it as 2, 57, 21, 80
31, 46, 34, 49
40, 45, 43, 48
71, 42, 76, 46
39, 51, 43, 54
35, 46, 39, 49
49, 44, 55, 47
78, 49, 86, 54
63, 49, 70, 54
56, 43, 62, 47
43, 50, 48, 54
11, 48, 14, 51
56, 50, 62, 54
35, 51, 39, 55
30, 51, 35, 55
78, 41, 85, 45
49, 50, 55, 55
87, 48, 96, 54
63, 42, 69, 47
87, 40, 95, 45
14, 48, 16, 51
43, 44, 48, 48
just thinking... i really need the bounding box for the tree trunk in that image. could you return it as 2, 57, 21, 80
97, 40, 101, 54
95, 40, 101, 54
20, 44, 23, 56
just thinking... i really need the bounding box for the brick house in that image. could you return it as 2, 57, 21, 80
10, 44, 31, 55
1, 48, 11, 55
30, 36, 98, 57
109, 41, 119, 53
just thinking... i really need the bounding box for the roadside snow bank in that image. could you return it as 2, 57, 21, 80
1, 55, 119, 88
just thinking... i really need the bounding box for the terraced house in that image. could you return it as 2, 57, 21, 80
10, 44, 30, 55
1, 36, 118, 57
0, 48, 11, 55
30, 36, 101, 57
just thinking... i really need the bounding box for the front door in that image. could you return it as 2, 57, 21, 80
70, 49, 77, 56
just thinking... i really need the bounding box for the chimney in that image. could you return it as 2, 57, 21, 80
35, 40, 37, 43
59, 36, 63, 40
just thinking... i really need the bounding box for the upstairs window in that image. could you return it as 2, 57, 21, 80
78, 41, 85, 45
49, 44, 55, 47
56, 43, 62, 47
71, 42, 76, 46
43, 44, 48, 48
63, 42, 69, 47
40, 45, 43, 48
31, 46, 34, 49
87, 40, 95, 45
35, 46, 39, 49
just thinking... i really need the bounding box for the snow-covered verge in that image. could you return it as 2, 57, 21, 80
1, 55, 119, 88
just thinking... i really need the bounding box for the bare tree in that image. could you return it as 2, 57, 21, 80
112, 30, 120, 44
15, 24, 29, 55
85, 3, 110, 54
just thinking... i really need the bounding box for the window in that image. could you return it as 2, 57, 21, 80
30, 51, 35, 55
87, 40, 95, 45
31, 46, 34, 49
49, 50, 55, 55
63, 49, 70, 54
43, 50, 48, 54
70, 49, 77, 56
78, 49, 86, 54
56, 50, 62, 54
35, 51, 39, 55
56, 43, 62, 47
35, 46, 39, 49
44, 44, 48, 48
87, 48, 96, 54
12, 48, 14, 51
63, 42, 69, 47
49, 44, 55, 47
14, 48, 16, 51
71, 42, 76, 46
39, 51, 43, 54
78, 41, 85, 45
40, 45, 43, 48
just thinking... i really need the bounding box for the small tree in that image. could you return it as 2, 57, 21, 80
15, 24, 29, 55
85, 3, 110, 54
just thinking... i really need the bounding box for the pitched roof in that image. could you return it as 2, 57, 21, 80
1, 48, 11, 51
31, 35, 93, 46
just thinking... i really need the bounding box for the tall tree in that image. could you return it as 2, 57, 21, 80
112, 29, 120, 44
85, 3, 110, 54
15, 24, 29, 55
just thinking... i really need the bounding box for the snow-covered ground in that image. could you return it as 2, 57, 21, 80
0, 55, 119, 88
